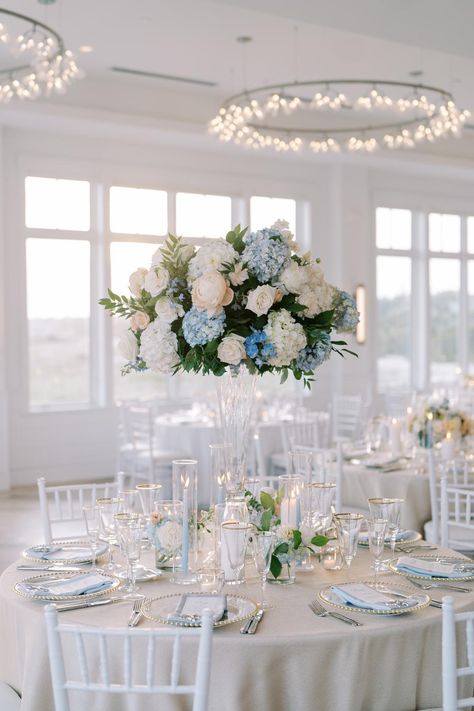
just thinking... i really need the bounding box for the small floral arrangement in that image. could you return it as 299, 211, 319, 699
408, 399, 473, 446
246, 489, 328, 579
148, 510, 183, 565
100, 220, 358, 388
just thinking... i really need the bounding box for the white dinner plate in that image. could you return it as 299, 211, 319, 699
15, 570, 120, 602
142, 592, 257, 628
319, 580, 430, 616
23, 540, 108, 565
389, 554, 474, 581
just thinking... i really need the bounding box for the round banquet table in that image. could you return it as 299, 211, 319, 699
1, 547, 473, 711
342, 463, 432, 534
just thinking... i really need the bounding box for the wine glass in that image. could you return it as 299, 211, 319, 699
136, 484, 162, 550
252, 530, 275, 609
96, 497, 122, 572
368, 498, 404, 555
221, 522, 251, 583
82, 505, 101, 569
366, 518, 388, 583
114, 512, 143, 600
119, 489, 141, 513
333, 513, 364, 576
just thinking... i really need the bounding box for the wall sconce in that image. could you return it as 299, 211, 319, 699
355, 284, 366, 344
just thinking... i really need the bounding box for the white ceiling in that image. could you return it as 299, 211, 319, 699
1, 0, 474, 160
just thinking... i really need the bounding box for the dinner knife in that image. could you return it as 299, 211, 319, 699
17, 565, 88, 572
54, 598, 115, 612
246, 609, 264, 634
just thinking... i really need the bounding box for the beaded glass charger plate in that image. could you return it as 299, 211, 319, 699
389, 554, 474, 581
15, 570, 120, 602
142, 592, 258, 628
358, 530, 422, 547
116, 567, 162, 582
23, 540, 108, 565
319, 580, 430, 616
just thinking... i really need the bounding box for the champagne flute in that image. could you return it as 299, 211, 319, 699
366, 518, 388, 584
252, 530, 275, 609
333, 513, 364, 577
96, 497, 122, 572
221, 522, 251, 583
82, 505, 101, 569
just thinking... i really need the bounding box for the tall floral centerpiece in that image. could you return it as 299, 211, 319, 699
100, 220, 359, 488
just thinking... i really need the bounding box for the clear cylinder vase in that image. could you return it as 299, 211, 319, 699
267, 555, 296, 585
216, 365, 257, 494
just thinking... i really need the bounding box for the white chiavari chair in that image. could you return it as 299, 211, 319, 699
440, 479, 474, 551
37, 474, 125, 544
425, 453, 474, 546
331, 395, 362, 443
44, 605, 214, 711
442, 596, 474, 711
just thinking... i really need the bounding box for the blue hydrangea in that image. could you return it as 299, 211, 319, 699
244, 329, 277, 366
182, 307, 226, 347
242, 228, 291, 283
295, 333, 332, 372
333, 291, 359, 333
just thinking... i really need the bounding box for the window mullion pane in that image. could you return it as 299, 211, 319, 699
460, 217, 468, 373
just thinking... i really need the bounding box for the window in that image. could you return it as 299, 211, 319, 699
26, 238, 90, 407
429, 213, 461, 253
250, 196, 296, 234
109, 187, 167, 235
376, 207, 411, 250
25, 177, 90, 231
175, 193, 231, 238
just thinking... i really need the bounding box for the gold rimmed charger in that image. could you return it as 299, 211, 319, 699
22, 539, 108, 565
319, 580, 430, 616
389, 554, 474, 582
14, 569, 121, 602
142, 592, 258, 628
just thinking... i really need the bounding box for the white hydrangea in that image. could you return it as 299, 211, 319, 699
279, 262, 309, 294
297, 282, 336, 317
155, 297, 184, 323
264, 309, 307, 367
139, 320, 180, 373
187, 239, 238, 281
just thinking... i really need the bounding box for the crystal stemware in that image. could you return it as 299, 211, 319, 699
96, 497, 122, 572
366, 518, 388, 583
368, 498, 404, 555
114, 512, 143, 600
221, 522, 251, 584
333, 513, 364, 576
252, 530, 275, 609
82, 505, 102, 569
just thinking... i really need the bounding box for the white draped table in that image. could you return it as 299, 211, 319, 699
1, 546, 473, 711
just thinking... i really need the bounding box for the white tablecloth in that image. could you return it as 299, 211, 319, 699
1, 547, 473, 711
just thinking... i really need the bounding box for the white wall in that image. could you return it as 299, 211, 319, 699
3, 108, 474, 489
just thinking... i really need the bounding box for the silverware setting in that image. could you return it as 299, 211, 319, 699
308, 599, 362, 626
408, 578, 472, 593
395, 545, 437, 553
246, 609, 264, 634
54, 596, 129, 612
17, 565, 90, 572
240, 610, 261, 634
127, 599, 144, 627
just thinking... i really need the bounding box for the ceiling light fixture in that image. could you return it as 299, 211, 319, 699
209, 78, 470, 153
0, 7, 81, 103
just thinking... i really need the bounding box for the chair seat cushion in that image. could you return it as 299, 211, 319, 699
0, 682, 20, 710
424, 519, 474, 548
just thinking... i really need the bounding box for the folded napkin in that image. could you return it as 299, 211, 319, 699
167, 593, 227, 624
359, 529, 413, 544
331, 583, 419, 610
364, 456, 400, 469
396, 556, 472, 579
28, 543, 107, 561
17, 572, 114, 598
29, 545, 64, 560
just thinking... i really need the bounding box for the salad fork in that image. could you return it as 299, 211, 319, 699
309, 600, 362, 627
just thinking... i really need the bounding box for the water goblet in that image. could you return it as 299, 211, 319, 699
366, 518, 388, 583
252, 530, 275, 609
114, 512, 143, 600
96, 497, 122, 572
119, 489, 141, 513
82, 505, 102, 569
196, 568, 225, 594
333, 513, 364, 576
368, 498, 404, 555
221, 522, 251, 584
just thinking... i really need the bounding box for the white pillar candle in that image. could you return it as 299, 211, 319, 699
390, 418, 402, 456
219, 519, 239, 582
281, 496, 299, 528
441, 432, 455, 461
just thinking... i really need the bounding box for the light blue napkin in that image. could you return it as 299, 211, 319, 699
17, 572, 114, 597
396, 556, 472, 579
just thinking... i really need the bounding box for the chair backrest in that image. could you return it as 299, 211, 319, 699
290, 445, 343, 511
44, 605, 213, 711
383, 391, 414, 418
442, 596, 474, 711
427, 453, 474, 544
37, 474, 125, 544
440, 479, 474, 550
331, 395, 362, 442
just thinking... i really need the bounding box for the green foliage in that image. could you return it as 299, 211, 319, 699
260, 509, 273, 532
160, 233, 195, 279
260, 490, 275, 513
311, 534, 329, 548
292, 529, 303, 549
225, 225, 247, 253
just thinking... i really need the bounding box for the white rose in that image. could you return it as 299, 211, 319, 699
279, 262, 308, 294
128, 268, 148, 298
144, 266, 169, 297
118, 330, 138, 362
229, 262, 249, 287
192, 271, 234, 315
130, 311, 150, 331
157, 520, 182, 552
217, 335, 246, 366
246, 285, 277, 316
155, 298, 184, 323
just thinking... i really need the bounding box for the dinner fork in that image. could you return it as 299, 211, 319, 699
408, 579, 472, 593
308, 600, 362, 627
127, 599, 144, 627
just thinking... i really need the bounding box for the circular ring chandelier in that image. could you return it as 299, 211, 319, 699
209, 79, 471, 153
0, 7, 81, 103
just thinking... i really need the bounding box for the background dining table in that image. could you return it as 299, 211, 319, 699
1, 545, 472, 711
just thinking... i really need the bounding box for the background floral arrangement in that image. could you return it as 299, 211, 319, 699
100, 220, 359, 387
246, 489, 328, 579
408, 399, 473, 445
